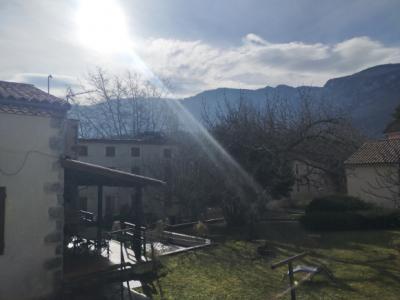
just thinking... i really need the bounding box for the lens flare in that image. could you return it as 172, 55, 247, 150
75, 0, 131, 54
74, 0, 264, 199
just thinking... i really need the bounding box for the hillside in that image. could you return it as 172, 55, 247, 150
182, 64, 400, 136
70, 64, 400, 138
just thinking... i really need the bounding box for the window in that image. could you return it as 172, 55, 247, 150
79, 197, 88, 211
163, 148, 172, 159
131, 166, 141, 174
0, 187, 6, 255
78, 145, 88, 156
131, 147, 140, 157
105, 196, 116, 215
105, 146, 116, 157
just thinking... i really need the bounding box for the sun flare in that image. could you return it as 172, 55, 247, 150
75, 0, 131, 54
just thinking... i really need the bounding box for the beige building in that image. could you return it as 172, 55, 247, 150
0, 81, 70, 299
289, 160, 336, 203
75, 135, 176, 222
345, 133, 400, 208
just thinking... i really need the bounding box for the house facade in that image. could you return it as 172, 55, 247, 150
289, 160, 336, 203
75, 134, 177, 222
345, 124, 400, 208
0, 81, 70, 299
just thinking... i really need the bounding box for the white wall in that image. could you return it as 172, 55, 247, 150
290, 161, 335, 203
346, 164, 399, 208
0, 111, 65, 299
77, 141, 173, 220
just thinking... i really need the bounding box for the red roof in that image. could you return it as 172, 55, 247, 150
345, 139, 400, 165
0, 80, 69, 110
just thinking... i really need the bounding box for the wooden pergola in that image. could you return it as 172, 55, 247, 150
62, 159, 165, 257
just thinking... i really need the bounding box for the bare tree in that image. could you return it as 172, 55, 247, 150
68, 68, 178, 138
198, 90, 364, 225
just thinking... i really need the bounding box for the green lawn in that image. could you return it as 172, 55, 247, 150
147, 222, 400, 299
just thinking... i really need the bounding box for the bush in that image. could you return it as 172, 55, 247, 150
300, 209, 400, 231
360, 209, 400, 229
305, 194, 373, 213
300, 211, 364, 230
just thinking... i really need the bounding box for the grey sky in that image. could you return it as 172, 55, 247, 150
0, 0, 399, 98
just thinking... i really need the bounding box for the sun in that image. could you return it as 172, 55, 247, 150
75, 0, 131, 54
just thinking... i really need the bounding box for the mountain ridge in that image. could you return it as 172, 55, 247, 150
181, 64, 400, 136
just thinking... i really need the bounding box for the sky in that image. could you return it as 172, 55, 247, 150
0, 0, 399, 98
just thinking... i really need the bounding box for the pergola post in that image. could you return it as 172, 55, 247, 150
132, 185, 144, 261
97, 185, 103, 252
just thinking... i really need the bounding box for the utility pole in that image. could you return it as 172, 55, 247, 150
47, 74, 53, 94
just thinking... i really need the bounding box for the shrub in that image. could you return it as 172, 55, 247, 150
360, 209, 400, 229
194, 221, 209, 237
300, 211, 364, 230
305, 194, 373, 213
300, 209, 400, 231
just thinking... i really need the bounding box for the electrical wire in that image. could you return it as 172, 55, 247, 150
0, 148, 59, 176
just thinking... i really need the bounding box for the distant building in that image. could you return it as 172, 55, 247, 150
345, 120, 400, 208
75, 133, 177, 222
0, 81, 70, 299
289, 160, 336, 203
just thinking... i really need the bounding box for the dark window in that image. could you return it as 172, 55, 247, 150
79, 197, 88, 211
163, 148, 172, 158
131, 147, 140, 157
105, 196, 115, 215
0, 187, 6, 255
131, 166, 141, 174
106, 146, 115, 157
78, 145, 88, 156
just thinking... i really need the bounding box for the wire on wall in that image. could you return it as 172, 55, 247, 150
0, 148, 58, 177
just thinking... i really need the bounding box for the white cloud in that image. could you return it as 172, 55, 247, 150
133, 34, 400, 97
0, 0, 399, 99
0, 1, 399, 98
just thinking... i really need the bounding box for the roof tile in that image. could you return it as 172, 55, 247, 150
345, 139, 400, 165
0, 80, 69, 109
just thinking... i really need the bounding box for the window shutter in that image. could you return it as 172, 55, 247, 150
0, 187, 6, 255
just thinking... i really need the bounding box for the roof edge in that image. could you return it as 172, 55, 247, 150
0, 97, 70, 112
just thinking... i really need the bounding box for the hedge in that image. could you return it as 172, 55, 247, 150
301, 194, 400, 230
300, 209, 400, 231
305, 194, 374, 213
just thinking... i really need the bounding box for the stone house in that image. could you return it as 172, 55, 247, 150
345, 121, 400, 208
74, 134, 177, 223
289, 160, 336, 203
0, 81, 167, 299
0, 81, 70, 299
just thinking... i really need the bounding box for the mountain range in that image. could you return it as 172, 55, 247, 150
71, 64, 400, 138
182, 64, 400, 137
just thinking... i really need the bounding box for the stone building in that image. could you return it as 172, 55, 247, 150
75, 133, 177, 222
345, 137, 400, 208
0, 80, 169, 299
289, 160, 336, 203
0, 81, 69, 299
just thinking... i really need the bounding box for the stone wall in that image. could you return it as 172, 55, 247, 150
0, 110, 66, 299
346, 164, 399, 208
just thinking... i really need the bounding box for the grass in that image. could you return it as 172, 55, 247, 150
141, 222, 400, 299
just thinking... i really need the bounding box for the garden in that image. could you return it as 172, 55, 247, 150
140, 196, 400, 299
149, 223, 400, 299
